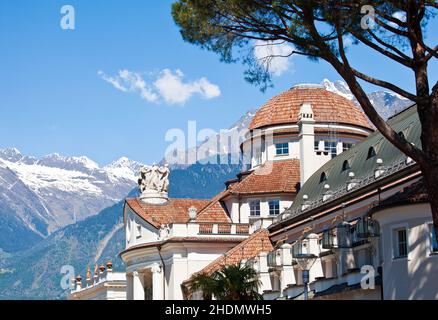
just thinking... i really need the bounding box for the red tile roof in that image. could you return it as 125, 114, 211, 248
125, 198, 210, 228
249, 87, 372, 130
196, 189, 232, 223
229, 159, 301, 195
189, 229, 274, 277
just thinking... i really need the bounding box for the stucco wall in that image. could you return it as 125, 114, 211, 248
374, 203, 438, 300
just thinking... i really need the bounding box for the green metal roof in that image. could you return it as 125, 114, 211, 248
273, 105, 421, 224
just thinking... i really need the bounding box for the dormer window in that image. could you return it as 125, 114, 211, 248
367, 146, 376, 159
320, 172, 327, 183
342, 160, 351, 172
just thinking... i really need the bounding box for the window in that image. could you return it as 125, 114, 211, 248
275, 143, 289, 156
136, 223, 142, 238
367, 146, 376, 159
325, 141, 338, 159
394, 228, 408, 258
343, 142, 353, 152
254, 147, 262, 166
342, 160, 351, 172
314, 141, 321, 151
430, 225, 438, 253
269, 200, 280, 215
320, 172, 327, 183
249, 201, 261, 216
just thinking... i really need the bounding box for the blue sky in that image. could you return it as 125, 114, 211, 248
0, 1, 437, 165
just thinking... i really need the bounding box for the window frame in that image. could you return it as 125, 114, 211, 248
392, 226, 409, 259
314, 140, 321, 151
268, 199, 281, 216
275, 142, 289, 156
249, 200, 261, 217
324, 141, 338, 159
343, 142, 353, 152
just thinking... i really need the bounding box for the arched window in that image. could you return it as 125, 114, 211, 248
342, 160, 351, 172
320, 172, 327, 183
367, 146, 376, 159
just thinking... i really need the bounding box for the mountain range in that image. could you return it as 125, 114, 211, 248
0, 149, 142, 253
0, 79, 412, 299
321, 79, 413, 120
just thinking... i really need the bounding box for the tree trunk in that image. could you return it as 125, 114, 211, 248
420, 83, 438, 244
421, 164, 438, 245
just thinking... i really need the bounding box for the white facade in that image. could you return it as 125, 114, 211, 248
122, 204, 250, 300
374, 203, 438, 299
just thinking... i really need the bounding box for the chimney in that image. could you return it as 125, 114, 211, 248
299, 103, 316, 185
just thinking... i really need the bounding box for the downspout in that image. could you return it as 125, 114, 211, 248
157, 245, 166, 300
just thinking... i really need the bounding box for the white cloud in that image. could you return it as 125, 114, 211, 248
154, 69, 221, 105
253, 40, 295, 77
98, 69, 221, 105
389, 11, 406, 28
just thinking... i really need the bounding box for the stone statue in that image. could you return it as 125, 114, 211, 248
138, 164, 170, 204
158, 164, 170, 193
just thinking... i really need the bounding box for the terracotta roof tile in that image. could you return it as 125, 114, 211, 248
125, 198, 210, 228
249, 87, 372, 130
229, 159, 301, 195
195, 189, 232, 223
190, 229, 274, 277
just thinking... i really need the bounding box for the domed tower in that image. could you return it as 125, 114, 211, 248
242, 84, 373, 184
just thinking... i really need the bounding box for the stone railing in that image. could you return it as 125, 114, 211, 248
164, 222, 251, 239
70, 261, 126, 294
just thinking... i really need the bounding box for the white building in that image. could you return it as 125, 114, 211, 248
260, 105, 438, 300
74, 85, 428, 300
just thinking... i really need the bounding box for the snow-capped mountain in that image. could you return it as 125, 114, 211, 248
162, 109, 257, 169
321, 79, 413, 119
0, 148, 142, 252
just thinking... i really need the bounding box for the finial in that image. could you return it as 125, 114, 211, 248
86, 266, 91, 280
